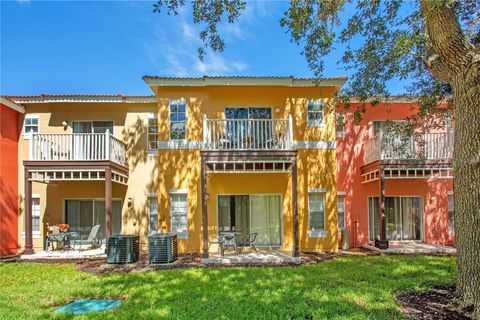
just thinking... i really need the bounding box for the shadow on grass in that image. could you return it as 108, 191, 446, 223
0, 255, 456, 319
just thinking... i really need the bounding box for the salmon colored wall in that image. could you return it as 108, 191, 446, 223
336, 102, 454, 247
0, 104, 19, 255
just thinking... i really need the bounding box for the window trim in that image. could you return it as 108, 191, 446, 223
71, 120, 115, 135
169, 99, 187, 141
337, 194, 345, 230
147, 113, 159, 153
23, 114, 40, 139
447, 193, 455, 235
306, 99, 325, 128
169, 190, 188, 239
307, 191, 327, 238
148, 194, 159, 232
21, 194, 41, 239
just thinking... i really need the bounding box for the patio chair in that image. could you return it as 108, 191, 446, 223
70, 225, 100, 250
46, 226, 65, 251
238, 233, 258, 252
220, 233, 238, 258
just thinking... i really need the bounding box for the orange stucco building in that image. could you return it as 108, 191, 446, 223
336, 101, 454, 248
0, 98, 25, 255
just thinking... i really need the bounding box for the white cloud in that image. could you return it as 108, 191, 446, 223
195, 54, 248, 75
139, 10, 249, 77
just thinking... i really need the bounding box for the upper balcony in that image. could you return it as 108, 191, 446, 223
203, 115, 293, 151
28, 131, 127, 167
363, 132, 454, 165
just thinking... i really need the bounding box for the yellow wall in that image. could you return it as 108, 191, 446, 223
17, 102, 159, 251
16, 84, 339, 253
155, 85, 339, 253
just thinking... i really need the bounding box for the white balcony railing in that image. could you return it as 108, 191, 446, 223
28, 130, 127, 166
203, 115, 293, 150
364, 132, 454, 164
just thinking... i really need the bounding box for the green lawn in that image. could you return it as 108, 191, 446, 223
0, 255, 455, 319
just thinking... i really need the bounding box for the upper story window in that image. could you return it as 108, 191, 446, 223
336, 113, 345, 137
169, 100, 186, 140
72, 121, 114, 134
23, 115, 39, 138
147, 114, 159, 151
307, 100, 324, 127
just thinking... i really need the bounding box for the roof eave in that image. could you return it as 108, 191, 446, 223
143, 76, 347, 88
0, 96, 25, 113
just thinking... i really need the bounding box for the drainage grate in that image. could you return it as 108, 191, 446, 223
54, 299, 122, 315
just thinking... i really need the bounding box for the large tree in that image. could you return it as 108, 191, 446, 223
154, 0, 480, 313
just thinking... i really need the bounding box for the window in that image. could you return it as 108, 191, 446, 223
336, 113, 345, 137
308, 193, 326, 233
32, 196, 40, 233
24, 115, 39, 138
337, 195, 345, 229
72, 121, 114, 134
65, 199, 122, 240
147, 114, 159, 151
148, 196, 159, 232
307, 100, 324, 127
169, 100, 186, 140
170, 192, 188, 238
448, 194, 455, 235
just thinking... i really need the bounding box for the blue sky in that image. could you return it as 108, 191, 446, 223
1, 0, 402, 96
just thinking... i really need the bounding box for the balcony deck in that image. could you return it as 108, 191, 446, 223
203, 116, 293, 151
363, 132, 454, 165
361, 132, 454, 183
28, 131, 126, 166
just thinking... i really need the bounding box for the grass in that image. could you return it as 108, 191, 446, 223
0, 255, 456, 319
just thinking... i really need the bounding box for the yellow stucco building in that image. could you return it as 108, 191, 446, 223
13, 76, 346, 258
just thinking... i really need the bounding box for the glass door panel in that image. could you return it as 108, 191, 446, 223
217, 194, 281, 247
368, 197, 380, 241
250, 195, 281, 247
401, 197, 423, 240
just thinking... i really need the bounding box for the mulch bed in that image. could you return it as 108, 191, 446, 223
5, 249, 377, 274
397, 285, 475, 320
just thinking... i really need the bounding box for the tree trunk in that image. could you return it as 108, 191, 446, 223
451, 63, 480, 314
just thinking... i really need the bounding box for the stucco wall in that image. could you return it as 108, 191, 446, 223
1, 104, 19, 255
17, 102, 158, 251
336, 102, 454, 247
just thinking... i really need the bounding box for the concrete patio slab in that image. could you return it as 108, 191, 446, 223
202, 250, 300, 265
363, 242, 456, 254
20, 248, 106, 260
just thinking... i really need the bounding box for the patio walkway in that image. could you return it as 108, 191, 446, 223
202, 250, 300, 265
363, 242, 456, 254
20, 248, 106, 260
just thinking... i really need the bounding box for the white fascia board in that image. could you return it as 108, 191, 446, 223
0, 97, 25, 113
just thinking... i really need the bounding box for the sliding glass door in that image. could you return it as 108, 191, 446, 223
65, 199, 122, 241
217, 194, 282, 247
368, 196, 423, 241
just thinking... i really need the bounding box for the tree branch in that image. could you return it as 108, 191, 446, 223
420, 0, 474, 82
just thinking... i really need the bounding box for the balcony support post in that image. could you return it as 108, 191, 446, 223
23, 167, 34, 254
292, 156, 299, 257
203, 114, 208, 149
105, 130, 110, 161
378, 165, 386, 241
201, 157, 209, 259
105, 167, 112, 239
288, 115, 293, 149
